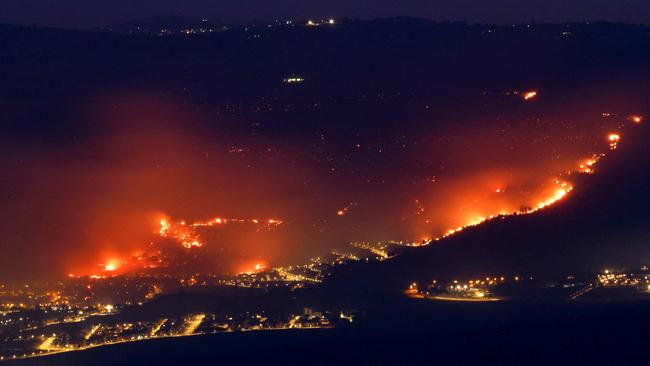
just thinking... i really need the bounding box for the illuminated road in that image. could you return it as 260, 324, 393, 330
183, 314, 206, 335
37, 337, 59, 352
150, 319, 167, 337
569, 285, 594, 300
85, 324, 101, 340
8, 324, 333, 362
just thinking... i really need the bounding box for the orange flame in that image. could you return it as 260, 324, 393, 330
522, 90, 538, 101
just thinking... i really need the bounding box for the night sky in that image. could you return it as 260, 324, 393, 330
2, 0, 650, 29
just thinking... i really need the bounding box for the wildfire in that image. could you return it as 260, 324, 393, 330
63, 105, 642, 281
158, 217, 203, 248
159, 218, 170, 235
238, 262, 267, 275
158, 214, 284, 249
422, 178, 575, 245
191, 216, 282, 228
421, 125, 639, 248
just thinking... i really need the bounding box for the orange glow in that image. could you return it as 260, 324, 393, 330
522, 90, 538, 101
238, 261, 268, 275
158, 214, 284, 249
629, 115, 643, 124
336, 202, 358, 217
608, 133, 621, 150
159, 218, 171, 236
158, 216, 203, 248
70, 257, 126, 279
24, 92, 638, 281
417, 174, 577, 245
578, 157, 599, 174
100, 258, 123, 273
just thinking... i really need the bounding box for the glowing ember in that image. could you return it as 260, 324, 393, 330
336, 202, 358, 217
629, 115, 643, 124
522, 90, 538, 101
608, 133, 621, 150
578, 157, 600, 174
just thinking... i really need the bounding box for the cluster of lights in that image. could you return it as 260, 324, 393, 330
306, 18, 335, 26
405, 276, 522, 301
598, 269, 649, 287
608, 133, 621, 150
350, 241, 390, 259
12, 310, 335, 362
283, 77, 304, 83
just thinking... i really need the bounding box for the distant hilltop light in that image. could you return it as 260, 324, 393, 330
306, 19, 335, 26
284, 77, 304, 83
